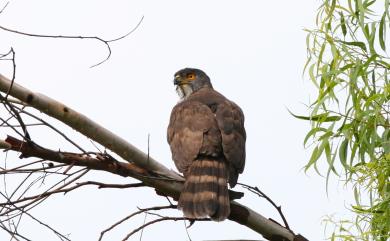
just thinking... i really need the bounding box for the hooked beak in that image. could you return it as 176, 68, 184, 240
174, 75, 181, 85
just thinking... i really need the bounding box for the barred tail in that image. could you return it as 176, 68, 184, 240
178, 158, 230, 221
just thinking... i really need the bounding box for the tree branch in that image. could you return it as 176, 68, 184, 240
0, 74, 181, 179
121, 216, 209, 241
98, 205, 178, 241
238, 183, 290, 231
0, 17, 144, 68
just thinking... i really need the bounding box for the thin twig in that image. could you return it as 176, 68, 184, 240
0, 49, 31, 141
0, 181, 143, 207
183, 220, 193, 241
0, 168, 89, 218
0, 2, 9, 14
20, 210, 70, 241
98, 205, 177, 241
0, 192, 70, 241
121, 216, 209, 241
0, 16, 144, 67
0, 222, 31, 241
139, 213, 147, 241
4, 47, 16, 99
237, 183, 291, 231
14, 106, 87, 153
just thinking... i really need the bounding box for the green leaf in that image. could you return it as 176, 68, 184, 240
363, 0, 375, 8
339, 139, 349, 168
340, 12, 347, 36
317, 42, 327, 75
354, 186, 361, 205
379, 12, 386, 51
306, 146, 318, 172
364, 24, 370, 39
377, 60, 390, 69
362, 53, 377, 70
357, 0, 365, 27
340, 41, 367, 52
305, 143, 325, 172
330, 0, 336, 14
308, 63, 319, 88
326, 141, 339, 193
289, 111, 342, 122
350, 140, 359, 167
368, 22, 377, 55
382, 129, 390, 154
339, 63, 354, 72
304, 127, 328, 146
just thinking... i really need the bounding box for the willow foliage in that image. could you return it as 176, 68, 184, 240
303, 0, 389, 240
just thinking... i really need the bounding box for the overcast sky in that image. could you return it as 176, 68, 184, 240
0, 1, 355, 240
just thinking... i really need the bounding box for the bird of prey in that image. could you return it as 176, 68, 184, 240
167, 68, 246, 221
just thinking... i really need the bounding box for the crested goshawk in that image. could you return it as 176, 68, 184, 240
167, 68, 246, 221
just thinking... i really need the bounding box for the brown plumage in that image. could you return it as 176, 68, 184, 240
167, 68, 246, 221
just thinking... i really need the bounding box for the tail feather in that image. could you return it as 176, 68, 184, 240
178, 159, 230, 221
211, 160, 230, 221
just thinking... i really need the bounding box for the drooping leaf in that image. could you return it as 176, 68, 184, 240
339, 138, 349, 168
303, 127, 328, 146
368, 22, 377, 55
340, 12, 347, 36
305, 146, 319, 172
379, 12, 386, 51
363, 0, 376, 9
288, 110, 342, 122
340, 40, 367, 52
382, 129, 390, 154
308, 63, 319, 88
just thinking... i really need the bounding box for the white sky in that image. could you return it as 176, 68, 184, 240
0, 0, 356, 240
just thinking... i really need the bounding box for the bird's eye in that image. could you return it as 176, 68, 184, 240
187, 73, 195, 80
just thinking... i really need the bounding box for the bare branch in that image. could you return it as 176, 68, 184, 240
14, 106, 88, 153
0, 168, 89, 218
19, 210, 71, 241
0, 2, 9, 15
98, 205, 177, 241
2, 135, 151, 179
0, 17, 144, 67
0, 49, 31, 141
0, 223, 31, 241
0, 180, 144, 207
121, 216, 209, 241
0, 73, 182, 181
0, 192, 70, 241
238, 183, 291, 231
78, 181, 145, 189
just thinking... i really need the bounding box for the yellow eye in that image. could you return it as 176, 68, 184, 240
187, 73, 195, 80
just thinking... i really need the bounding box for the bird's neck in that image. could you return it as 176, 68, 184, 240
176, 84, 194, 100
176, 85, 213, 101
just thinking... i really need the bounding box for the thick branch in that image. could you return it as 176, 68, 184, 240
3, 135, 184, 200
0, 74, 306, 241
0, 73, 181, 180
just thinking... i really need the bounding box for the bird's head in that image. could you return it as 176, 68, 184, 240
173, 68, 212, 99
